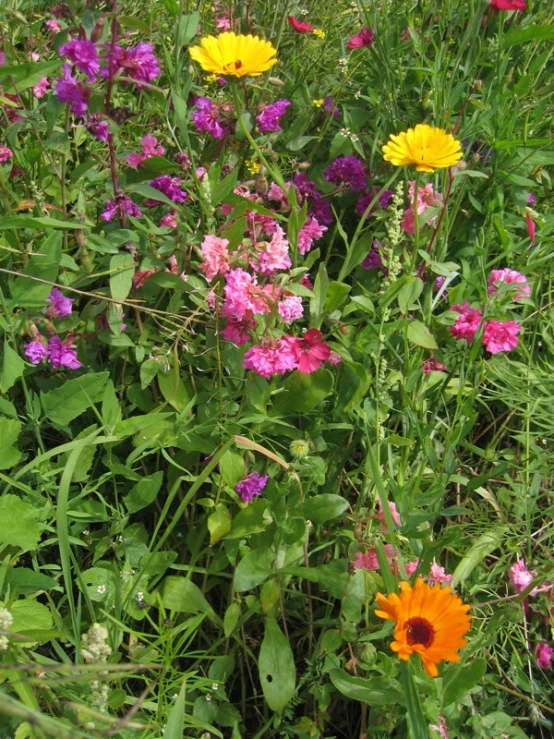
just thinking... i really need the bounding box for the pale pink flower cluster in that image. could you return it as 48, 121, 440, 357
401, 181, 442, 235
353, 548, 453, 586
126, 134, 165, 169
536, 643, 554, 669
377, 500, 401, 534
298, 216, 328, 255
508, 559, 540, 596
199, 234, 231, 281
487, 268, 530, 300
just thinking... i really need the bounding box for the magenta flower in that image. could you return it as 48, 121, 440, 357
535, 643, 554, 669
160, 212, 178, 228
84, 113, 109, 142
288, 16, 314, 33
362, 240, 388, 275
347, 27, 374, 50
46, 288, 73, 318
324, 156, 367, 193
199, 234, 231, 281
449, 302, 483, 343
101, 194, 142, 222
24, 337, 48, 364
291, 329, 331, 374
235, 471, 269, 503
146, 176, 187, 206
220, 316, 256, 346
482, 320, 520, 354
256, 99, 291, 133
192, 97, 226, 139
421, 358, 447, 374
297, 216, 327, 256
488, 268, 530, 300
508, 559, 536, 595
278, 295, 303, 323
243, 338, 298, 379
59, 38, 99, 81
47, 336, 82, 370
0, 145, 13, 164
54, 64, 90, 116
104, 43, 160, 86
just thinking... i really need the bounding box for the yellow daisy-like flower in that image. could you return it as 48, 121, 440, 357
375, 578, 471, 678
189, 32, 278, 78
382, 124, 462, 173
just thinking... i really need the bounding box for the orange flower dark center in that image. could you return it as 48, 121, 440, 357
406, 617, 435, 648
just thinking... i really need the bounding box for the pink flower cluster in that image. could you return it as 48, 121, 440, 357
353, 547, 452, 586
126, 134, 165, 169
401, 181, 442, 235
487, 268, 530, 300
23, 289, 81, 371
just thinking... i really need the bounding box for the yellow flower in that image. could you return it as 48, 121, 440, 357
312, 29, 326, 39
245, 158, 260, 175
312, 98, 324, 107
382, 123, 462, 173
375, 578, 471, 678
189, 32, 278, 78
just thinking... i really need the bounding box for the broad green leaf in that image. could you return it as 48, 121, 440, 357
123, 471, 164, 513
303, 494, 349, 524
158, 576, 217, 619
324, 281, 351, 314
219, 450, 245, 488
271, 369, 333, 417
10, 231, 62, 307
335, 361, 371, 413
225, 500, 268, 539
452, 527, 508, 587
109, 253, 135, 302
407, 319, 438, 349
282, 563, 349, 600
41, 371, 110, 426
177, 11, 200, 44
0, 494, 42, 552
165, 680, 186, 739
441, 658, 487, 708
0, 61, 60, 93
0, 415, 22, 470
259, 618, 296, 712
10, 600, 53, 645
3, 568, 58, 594
234, 547, 275, 592
0, 217, 82, 231
223, 603, 241, 638
504, 24, 554, 48
208, 503, 232, 545
260, 578, 280, 614
329, 669, 406, 706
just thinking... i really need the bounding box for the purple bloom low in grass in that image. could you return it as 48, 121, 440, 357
24, 337, 48, 364
235, 471, 269, 503
47, 336, 82, 370
146, 176, 187, 206
54, 64, 90, 116
46, 288, 73, 318
324, 156, 368, 193
85, 113, 109, 141
256, 99, 290, 133
59, 38, 99, 81
101, 194, 142, 222
192, 97, 226, 139
362, 239, 388, 275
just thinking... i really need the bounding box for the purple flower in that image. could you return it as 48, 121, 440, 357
293, 174, 334, 225
174, 151, 191, 170
324, 156, 367, 193
59, 38, 99, 81
528, 193, 537, 205
103, 42, 160, 87
146, 176, 187, 206
84, 113, 109, 142
24, 337, 48, 364
256, 99, 291, 133
362, 240, 387, 275
192, 97, 226, 139
46, 288, 73, 318
356, 188, 393, 217
101, 194, 142, 222
54, 64, 90, 116
47, 336, 82, 370
324, 96, 340, 119
235, 471, 269, 503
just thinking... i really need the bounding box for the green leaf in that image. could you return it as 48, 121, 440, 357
234, 547, 275, 592
0, 415, 22, 471
158, 576, 217, 619
10, 231, 62, 307
165, 680, 187, 739
407, 319, 438, 349
259, 618, 296, 712
3, 568, 58, 594
324, 282, 351, 314
0, 61, 60, 93
10, 600, 53, 645
219, 450, 245, 488
225, 500, 268, 539
0, 495, 42, 552
208, 503, 232, 545
157, 369, 193, 413
0, 217, 82, 231
329, 669, 406, 706
452, 527, 508, 587
123, 471, 164, 513
335, 361, 371, 413
504, 24, 554, 48
271, 369, 333, 417
441, 658, 487, 708
41, 372, 110, 426
176, 11, 200, 44
223, 602, 241, 638
109, 253, 135, 303
303, 494, 349, 524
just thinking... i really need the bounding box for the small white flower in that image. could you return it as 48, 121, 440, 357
96, 585, 106, 595
354, 90, 361, 99
211, 682, 218, 691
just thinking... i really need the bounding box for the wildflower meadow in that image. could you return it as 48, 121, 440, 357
0, 0, 553, 736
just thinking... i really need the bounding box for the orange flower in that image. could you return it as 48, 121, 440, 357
375, 578, 471, 677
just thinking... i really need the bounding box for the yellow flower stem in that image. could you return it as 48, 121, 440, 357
410, 172, 421, 272
231, 82, 287, 192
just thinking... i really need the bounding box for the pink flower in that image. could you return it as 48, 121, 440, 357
427, 561, 453, 585
509, 559, 536, 595
243, 338, 298, 379
33, 77, 50, 99
404, 560, 420, 577
377, 500, 401, 534
347, 27, 374, 50
525, 212, 536, 244
257, 226, 291, 275
47, 336, 82, 370
353, 544, 396, 572
220, 316, 256, 346
222, 269, 271, 320
199, 234, 231, 282
291, 329, 331, 374
482, 320, 520, 354
59, 38, 99, 82
141, 134, 164, 157
288, 16, 314, 33
45, 19, 63, 33
297, 216, 327, 255
327, 351, 342, 366
160, 212, 178, 228
450, 302, 483, 343
216, 15, 231, 31
421, 358, 447, 374
490, 0, 527, 9
278, 295, 303, 323
24, 337, 48, 364
401, 181, 442, 235
535, 642, 554, 669
488, 268, 530, 300
126, 152, 145, 169
46, 288, 73, 318
0, 145, 13, 164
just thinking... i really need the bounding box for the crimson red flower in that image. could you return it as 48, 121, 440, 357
288, 16, 314, 33
347, 27, 374, 50
525, 212, 536, 244
293, 329, 331, 374
489, 0, 527, 9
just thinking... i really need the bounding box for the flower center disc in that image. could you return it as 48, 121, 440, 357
406, 617, 435, 648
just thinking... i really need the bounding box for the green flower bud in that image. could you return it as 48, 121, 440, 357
289, 439, 311, 459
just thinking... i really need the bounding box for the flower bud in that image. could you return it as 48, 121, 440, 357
289, 439, 311, 459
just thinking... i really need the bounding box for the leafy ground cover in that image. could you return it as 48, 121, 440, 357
0, 0, 553, 736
